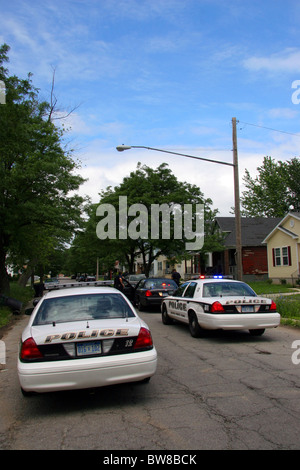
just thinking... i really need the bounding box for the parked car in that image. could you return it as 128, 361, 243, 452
18, 286, 157, 395
124, 274, 146, 287
44, 278, 59, 290
135, 278, 177, 310
161, 276, 280, 337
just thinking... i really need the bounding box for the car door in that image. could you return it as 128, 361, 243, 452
167, 282, 190, 319
181, 282, 198, 320
134, 279, 146, 305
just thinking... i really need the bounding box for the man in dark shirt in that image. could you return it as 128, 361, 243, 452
114, 271, 125, 292
171, 269, 181, 286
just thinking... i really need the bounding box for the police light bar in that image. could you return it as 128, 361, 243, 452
198, 275, 232, 279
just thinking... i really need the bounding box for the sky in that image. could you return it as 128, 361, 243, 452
1, 0, 300, 216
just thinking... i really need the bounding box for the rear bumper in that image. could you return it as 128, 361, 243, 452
18, 348, 157, 393
197, 312, 281, 331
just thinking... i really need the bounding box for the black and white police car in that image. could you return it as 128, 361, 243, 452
161, 276, 280, 337
18, 286, 157, 395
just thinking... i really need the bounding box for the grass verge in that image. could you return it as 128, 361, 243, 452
0, 283, 34, 329
249, 281, 300, 328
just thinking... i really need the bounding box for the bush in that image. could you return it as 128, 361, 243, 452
0, 282, 33, 329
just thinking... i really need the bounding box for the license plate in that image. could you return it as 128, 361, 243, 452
159, 292, 169, 297
77, 341, 101, 356
242, 305, 254, 313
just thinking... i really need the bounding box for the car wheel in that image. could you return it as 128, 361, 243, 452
249, 328, 265, 336
188, 311, 203, 338
162, 304, 173, 325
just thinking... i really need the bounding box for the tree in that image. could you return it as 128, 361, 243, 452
77, 162, 221, 276
0, 44, 86, 293
240, 156, 300, 217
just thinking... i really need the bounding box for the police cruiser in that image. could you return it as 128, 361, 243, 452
161, 276, 280, 337
18, 287, 157, 395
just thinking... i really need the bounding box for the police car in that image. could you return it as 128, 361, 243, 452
18, 287, 157, 395
161, 276, 280, 337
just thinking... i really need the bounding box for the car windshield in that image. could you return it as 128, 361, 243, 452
202, 282, 257, 298
144, 279, 177, 289
33, 293, 135, 325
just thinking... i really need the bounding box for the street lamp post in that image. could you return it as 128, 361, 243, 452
116, 119, 243, 280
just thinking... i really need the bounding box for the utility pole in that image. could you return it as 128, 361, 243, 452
232, 117, 243, 280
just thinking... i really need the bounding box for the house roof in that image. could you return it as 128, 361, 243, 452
215, 217, 281, 247
262, 212, 300, 243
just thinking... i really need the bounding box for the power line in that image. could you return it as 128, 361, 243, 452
238, 120, 300, 137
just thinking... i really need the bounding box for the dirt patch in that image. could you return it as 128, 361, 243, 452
0, 313, 25, 340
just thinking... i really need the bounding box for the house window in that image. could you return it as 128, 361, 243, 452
274, 248, 281, 266
282, 247, 289, 266
272, 247, 291, 266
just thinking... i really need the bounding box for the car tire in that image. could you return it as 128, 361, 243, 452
188, 311, 203, 338
162, 304, 173, 325
249, 328, 265, 336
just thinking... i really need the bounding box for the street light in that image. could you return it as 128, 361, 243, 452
116, 118, 243, 280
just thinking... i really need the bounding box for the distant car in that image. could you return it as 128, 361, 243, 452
135, 278, 177, 310
85, 275, 96, 282
161, 276, 280, 337
124, 274, 146, 287
44, 278, 59, 290
18, 287, 157, 395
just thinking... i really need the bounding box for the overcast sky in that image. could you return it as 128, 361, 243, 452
1, 0, 300, 215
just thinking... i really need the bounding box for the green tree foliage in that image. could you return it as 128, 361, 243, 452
0, 44, 86, 292
241, 156, 300, 217
68, 163, 222, 277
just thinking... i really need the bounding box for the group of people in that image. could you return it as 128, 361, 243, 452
113, 268, 181, 293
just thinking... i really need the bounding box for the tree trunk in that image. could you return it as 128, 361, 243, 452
18, 265, 34, 288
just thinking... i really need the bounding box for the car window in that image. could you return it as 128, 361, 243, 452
136, 280, 146, 288
144, 280, 177, 289
183, 282, 197, 298
173, 282, 189, 297
202, 282, 257, 298
33, 293, 135, 325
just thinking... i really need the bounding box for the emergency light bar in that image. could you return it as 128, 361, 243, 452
199, 275, 233, 279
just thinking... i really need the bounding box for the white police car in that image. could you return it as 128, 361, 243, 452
161, 276, 280, 337
18, 287, 157, 395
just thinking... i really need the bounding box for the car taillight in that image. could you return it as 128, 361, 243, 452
270, 300, 277, 311
20, 337, 43, 360
211, 301, 225, 313
145, 290, 152, 297
134, 327, 153, 350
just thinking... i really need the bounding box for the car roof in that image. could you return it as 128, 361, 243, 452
42, 286, 122, 299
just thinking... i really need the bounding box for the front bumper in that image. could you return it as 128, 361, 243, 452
18, 347, 157, 393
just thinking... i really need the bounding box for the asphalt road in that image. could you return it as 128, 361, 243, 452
0, 304, 300, 451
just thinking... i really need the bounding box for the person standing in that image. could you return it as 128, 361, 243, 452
171, 268, 181, 286
114, 271, 125, 292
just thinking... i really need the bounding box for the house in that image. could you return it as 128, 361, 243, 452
262, 212, 300, 285
212, 217, 281, 281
